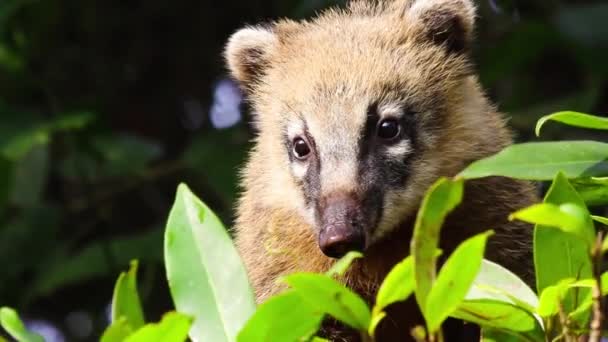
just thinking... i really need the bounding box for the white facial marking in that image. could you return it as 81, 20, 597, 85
286, 120, 311, 180
386, 139, 412, 158
378, 102, 404, 119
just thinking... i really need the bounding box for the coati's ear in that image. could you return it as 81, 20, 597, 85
225, 25, 278, 88
404, 0, 476, 54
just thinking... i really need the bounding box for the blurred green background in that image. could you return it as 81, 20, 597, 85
0, 0, 607, 340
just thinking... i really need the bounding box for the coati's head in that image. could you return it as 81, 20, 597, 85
226, 0, 499, 258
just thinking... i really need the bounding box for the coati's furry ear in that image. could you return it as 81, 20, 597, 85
225, 25, 277, 88
404, 0, 476, 54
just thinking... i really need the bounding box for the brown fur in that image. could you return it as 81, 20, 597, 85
226, 0, 537, 340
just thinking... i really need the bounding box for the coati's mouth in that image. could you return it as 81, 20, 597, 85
316, 191, 372, 259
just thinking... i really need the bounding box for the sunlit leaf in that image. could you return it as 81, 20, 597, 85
536, 111, 608, 136
452, 260, 543, 340
425, 232, 492, 332
536, 278, 575, 317
282, 273, 371, 331
111, 260, 145, 329
164, 184, 255, 342
458, 141, 608, 180
125, 312, 192, 342
0, 307, 44, 342
371, 256, 414, 330
100, 317, 134, 342
237, 291, 323, 342
411, 178, 464, 315
510, 202, 594, 247
534, 172, 592, 317
326, 251, 363, 278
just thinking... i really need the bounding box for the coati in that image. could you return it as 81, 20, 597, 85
225, 0, 537, 340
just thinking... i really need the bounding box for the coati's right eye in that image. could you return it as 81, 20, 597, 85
292, 137, 311, 160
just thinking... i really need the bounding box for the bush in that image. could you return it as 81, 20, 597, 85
2, 110, 608, 341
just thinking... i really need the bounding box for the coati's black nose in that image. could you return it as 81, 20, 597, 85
318, 193, 366, 258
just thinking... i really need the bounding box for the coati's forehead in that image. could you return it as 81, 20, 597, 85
258, 14, 467, 123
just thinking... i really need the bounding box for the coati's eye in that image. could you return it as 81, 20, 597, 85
377, 118, 401, 141
292, 137, 311, 160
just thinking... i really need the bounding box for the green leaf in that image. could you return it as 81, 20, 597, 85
425, 231, 492, 332
0, 111, 94, 160
568, 272, 608, 321
534, 172, 592, 315
282, 273, 371, 331
458, 141, 608, 180
467, 260, 539, 312
452, 260, 543, 340
536, 111, 608, 136
125, 312, 192, 342
100, 317, 134, 342
326, 251, 363, 278
453, 301, 543, 340
237, 291, 324, 342
572, 177, 608, 206
373, 256, 414, 317
481, 329, 524, 342
28, 228, 163, 301
111, 260, 145, 329
536, 278, 576, 317
0, 307, 44, 342
411, 178, 464, 315
510, 202, 594, 247
593, 215, 608, 226
164, 184, 256, 342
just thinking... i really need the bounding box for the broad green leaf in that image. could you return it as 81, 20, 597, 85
165, 184, 256, 342
326, 251, 363, 278
310, 338, 330, 342
468, 260, 539, 311
536, 278, 575, 317
510, 202, 594, 247
111, 260, 145, 329
411, 178, 464, 315
572, 177, 608, 206
282, 273, 371, 331
534, 172, 592, 316
481, 329, 524, 342
458, 141, 608, 180
425, 231, 492, 332
536, 111, 608, 136
453, 301, 543, 340
237, 291, 324, 342
100, 317, 134, 342
0, 307, 44, 342
452, 260, 543, 340
125, 312, 192, 342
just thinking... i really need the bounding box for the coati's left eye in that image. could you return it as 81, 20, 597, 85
377, 118, 401, 140
292, 137, 311, 160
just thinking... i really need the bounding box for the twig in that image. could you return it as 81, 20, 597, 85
589, 231, 605, 342
558, 302, 574, 342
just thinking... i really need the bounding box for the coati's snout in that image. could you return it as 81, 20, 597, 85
318, 192, 366, 258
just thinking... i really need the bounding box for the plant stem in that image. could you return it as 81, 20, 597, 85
589, 231, 604, 342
